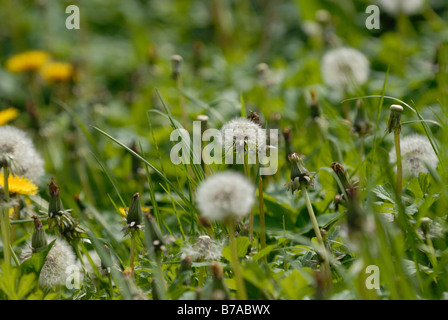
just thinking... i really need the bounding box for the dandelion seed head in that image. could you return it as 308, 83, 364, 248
321, 47, 370, 90
0, 125, 44, 184
182, 235, 224, 261
378, 0, 424, 15
389, 134, 439, 178
220, 117, 266, 155
196, 171, 255, 222
21, 237, 76, 288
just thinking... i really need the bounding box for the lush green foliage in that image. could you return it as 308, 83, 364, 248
1, 0, 448, 300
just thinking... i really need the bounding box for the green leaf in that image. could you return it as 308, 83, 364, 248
280, 269, 313, 299
20, 240, 56, 276
222, 236, 250, 261
372, 183, 396, 204
252, 245, 276, 262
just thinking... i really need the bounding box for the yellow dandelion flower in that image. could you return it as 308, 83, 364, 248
0, 173, 38, 195
6, 50, 50, 73
9, 208, 14, 217
118, 206, 150, 217
40, 62, 73, 83
0, 108, 19, 126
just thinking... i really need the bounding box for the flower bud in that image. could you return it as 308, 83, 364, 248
31, 216, 47, 252
286, 153, 314, 194
144, 212, 165, 253
309, 89, 320, 119
171, 54, 183, 80
352, 100, 371, 136
387, 104, 404, 133
210, 262, 230, 300
126, 193, 143, 227
48, 178, 64, 218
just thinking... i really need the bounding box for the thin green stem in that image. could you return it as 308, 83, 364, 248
1, 168, 11, 265
10, 244, 19, 266
130, 234, 136, 271
303, 189, 323, 245
228, 221, 247, 300
394, 130, 402, 197
258, 175, 266, 262
303, 188, 332, 288
243, 152, 254, 245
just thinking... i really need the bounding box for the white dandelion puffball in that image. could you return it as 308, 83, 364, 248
182, 235, 223, 261
21, 237, 76, 288
378, 0, 424, 15
389, 134, 439, 178
220, 117, 266, 156
0, 125, 44, 184
321, 47, 370, 90
196, 171, 255, 222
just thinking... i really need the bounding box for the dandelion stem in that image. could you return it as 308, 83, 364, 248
243, 152, 254, 245
176, 76, 188, 131
9, 244, 19, 266
303, 189, 323, 245
130, 234, 136, 271
258, 174, 266, 261
394, 130, 403, 197
303, 188, 331, 288
1, 168, 11, 264
227, 221, 247, 300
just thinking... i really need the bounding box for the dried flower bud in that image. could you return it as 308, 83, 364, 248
256, 63, 270, 87
210, 262, 230, 300
387, 104, 404, 133
309, 90, 320, 119
197, 115, 209, 134
352, 100, 372, 136
144, 212, 165, 252
31, 216, 47, 252
48, 178, 64, 218
171, 54, 183, 80
285, 153, 314, 194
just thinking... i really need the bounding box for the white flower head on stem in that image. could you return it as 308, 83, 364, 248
389, 134, 439, 178
220, 117, 267, 158
182, 235, 223, 261
378, 0, 424, 15
321, 47, 370, 91
0, 125, 44, 184
196, 171, 255, 222
21, 237, 76, 288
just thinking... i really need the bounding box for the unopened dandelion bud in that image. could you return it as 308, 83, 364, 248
197, 115, 209, 134
198, 216, 212, 228
309, 90, 320, 119
256, 63, 270, 87
387, 104, 404, 133
144, 212, 165, 252
353, 100, 371, 136
420, 217, 431, 236
31, 216, 47, 252
210, 262, 230, 300
330, 162, 350, 191
316, 10, 331, 24
171, 54, 183, 80
48, 178, 64, 218
179, 255, 192, 273
126, 193, 143, 227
